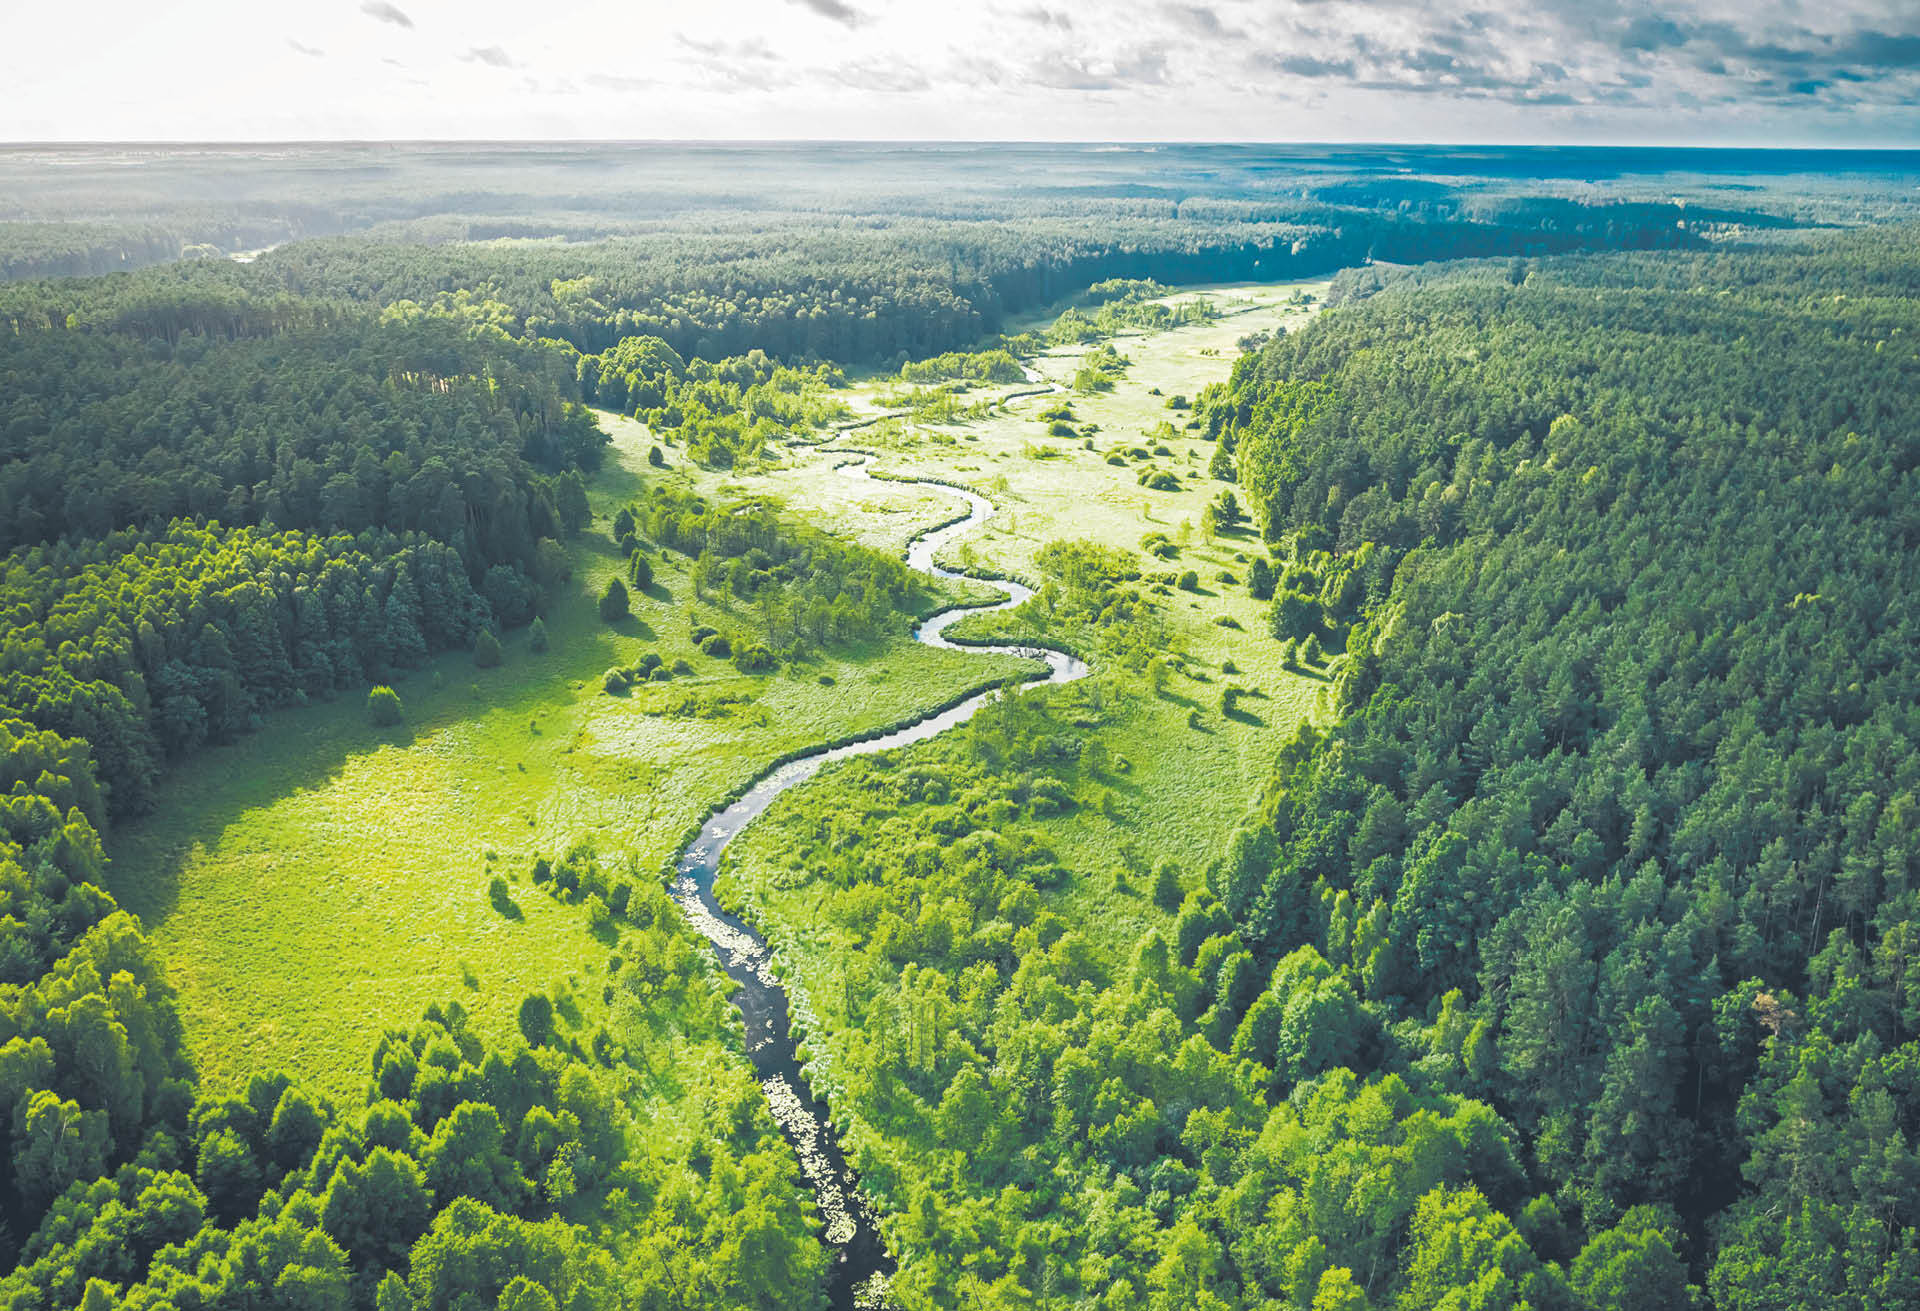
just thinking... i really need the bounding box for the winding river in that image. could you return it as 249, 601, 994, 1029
669, 450, 1089, 1308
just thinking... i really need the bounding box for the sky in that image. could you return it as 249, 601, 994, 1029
4, 0, 1919, 145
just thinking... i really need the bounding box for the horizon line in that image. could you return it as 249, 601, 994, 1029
3, 138, 1920, 153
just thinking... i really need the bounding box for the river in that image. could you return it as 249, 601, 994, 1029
668, 450, 1089, 1308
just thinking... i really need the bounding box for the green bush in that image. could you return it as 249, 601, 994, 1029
367, 685, 403, 726
598, 577, 629, 621
733, 642, 776, 673
528, 617, 549, 652
474, 629, 503, 669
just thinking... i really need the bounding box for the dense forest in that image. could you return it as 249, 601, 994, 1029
1188, 230, 1920, 1306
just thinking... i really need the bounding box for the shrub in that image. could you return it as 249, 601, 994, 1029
1302, 633, 1323, 665
517, 994, 554, 1046
528, 617, 549, 652
733, 642, 776, 673
700, 633, 732, 658
671, 658, 694, 676
474, 629, 503, 669
367, 685, 403, 726
487, 876, 519, 919
602, 668, 630, 695
647, 445, 666, 467
598, 577, 629, 621
627, 551, 652, 590
1177, 569, 1200, 591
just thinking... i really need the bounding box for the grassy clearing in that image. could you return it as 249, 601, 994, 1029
716, 280, 1335, 978
108, 411, 1031, 1103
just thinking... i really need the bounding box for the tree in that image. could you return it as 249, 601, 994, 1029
367, 685, 404, 727
528, 617, 549, 653
598, 577, 629, 622
1153, 860, 1184, 912
518, 994, 554, 1046
627, 551, 652, 591
554, 472, 590, 535
474, 629, 503, 669
422, 1103, 529, 1213
1212, 488, 1244, 529
1270, 589, 1319, 642
1248, 556, 1275, 600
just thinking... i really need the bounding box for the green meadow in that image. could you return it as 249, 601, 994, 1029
712, 280, 1333, 1046
107, 411, 1031, 1102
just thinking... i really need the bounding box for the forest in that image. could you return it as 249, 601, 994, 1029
0, 137, 1914, 1310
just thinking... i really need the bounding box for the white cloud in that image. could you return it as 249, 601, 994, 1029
0, 0, 1915, 144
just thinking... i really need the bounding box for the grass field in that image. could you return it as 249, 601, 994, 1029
108, 413, 1031, 1102
713, 279, 1335, 1022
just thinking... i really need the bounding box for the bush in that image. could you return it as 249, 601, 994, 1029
528, 617, 549, 652
602, 668, 630, 695
598, 577, 629, 621
367, 685, 403, 726
627, 551, 652, 590
647, 445, 666, 467
1177, 569, 1200, 591
671, 658, 694, 676
1301, 633, 1323, 665
700, 633, 732, 658
733, 642, 776, 673
474, 628, 503, 669
487, 876, 519, 919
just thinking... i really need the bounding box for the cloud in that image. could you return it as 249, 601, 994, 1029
287, 40, 325, 58
1011, 5, 1073, 31
1028, 48, 1170, 91
359, 1, 413, 29
460, 46, 515, 69
1164, 5, 1237, 39
1271, 54, 1356, 79
790, 0, 864, 27
585, 73, 654, 93
823, 59, 932, 93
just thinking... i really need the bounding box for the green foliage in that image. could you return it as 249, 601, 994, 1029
473, 629, 503, 669
528, 617, 549, 653
1214, 231, 1920, 1301
596, 577, 629, 622
367, 686, 404, 727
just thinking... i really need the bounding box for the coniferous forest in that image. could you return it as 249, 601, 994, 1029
0, 142, 1916, 1311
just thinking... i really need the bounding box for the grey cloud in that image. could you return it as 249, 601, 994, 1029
1164, 5, 1237, 38
287, 40, 325, 58
460, 46, 515, 68
1282, 54, 1356, 79
791, 0, 864, 27
1028, 48, 1169, 91
1012, 5, 1074, 31
359, 1, 413, 29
